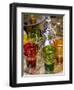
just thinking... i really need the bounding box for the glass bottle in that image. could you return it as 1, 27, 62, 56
42, 16, 55, 74
53, 16, 63, 73
23, 33, 38, 74
23, 15, 44, 74
23, 15, 38, 74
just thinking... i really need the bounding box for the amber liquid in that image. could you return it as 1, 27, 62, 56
56, 56, 63, 64
54, 38, 63, 64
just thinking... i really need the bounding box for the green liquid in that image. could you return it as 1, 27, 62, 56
45, 63, 54, 74
43, 45, 55, 74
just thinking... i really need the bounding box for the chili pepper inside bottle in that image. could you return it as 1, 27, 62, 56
42, 16, 55, 74
23, 22, 42, 74
23, 28, 39, 74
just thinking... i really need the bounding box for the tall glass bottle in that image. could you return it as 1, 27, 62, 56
42, 16, 55, 74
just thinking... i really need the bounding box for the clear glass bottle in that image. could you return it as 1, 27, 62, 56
42, 16, 55, 74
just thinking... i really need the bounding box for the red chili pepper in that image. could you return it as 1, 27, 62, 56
23, 42, 37, 57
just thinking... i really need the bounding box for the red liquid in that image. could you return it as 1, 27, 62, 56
23, 43, 37, 74
26, 57, 36, 68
